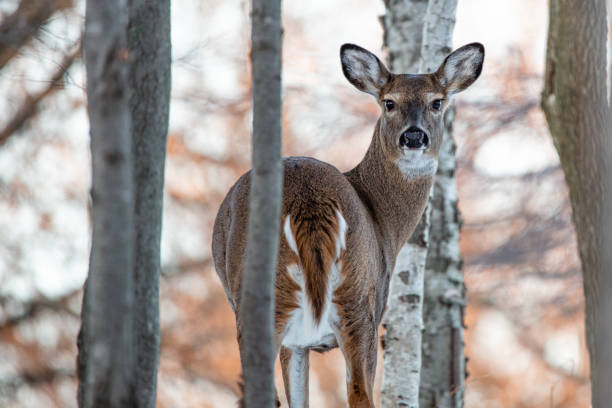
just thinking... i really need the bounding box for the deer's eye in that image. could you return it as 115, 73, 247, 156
383, 100, 395, 112
431, 99, 443, 111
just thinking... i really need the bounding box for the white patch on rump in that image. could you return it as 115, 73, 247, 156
284, 215, 298, 255
335, 210, 348, 257
282, 262, 342, 350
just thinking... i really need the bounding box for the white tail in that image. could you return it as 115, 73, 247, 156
212, 42, 484, 407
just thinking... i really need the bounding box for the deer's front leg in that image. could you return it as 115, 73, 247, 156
339, 317, 378, 408
280, 346, 309, 408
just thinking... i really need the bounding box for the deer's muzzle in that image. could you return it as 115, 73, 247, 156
399, 126, 429, 149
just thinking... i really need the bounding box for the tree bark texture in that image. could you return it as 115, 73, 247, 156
126, 0, 171, 407
418, 3, 465, 407
381, 1, 463, 407
81, 0, 135, 406
77, 1, 171, 406
381, 2, 430, 405
239, 0, 283, 407
602, 2, 612, 398
541, 1, 611, 406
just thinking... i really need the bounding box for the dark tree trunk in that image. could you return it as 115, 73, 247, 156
80, 0, 135, 406
126, 1, 171, 406
239, 0, 283, 407
77, 1, 171, 406
541, 1, 611, 406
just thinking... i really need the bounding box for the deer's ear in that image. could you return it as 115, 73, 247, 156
436, 43, 484, 95
341, 44, 390, 97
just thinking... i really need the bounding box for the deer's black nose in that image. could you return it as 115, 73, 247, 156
399, 126, 429, 149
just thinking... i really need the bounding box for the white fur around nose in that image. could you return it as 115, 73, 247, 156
395, 150, 438, 178
281, 212, 347, 350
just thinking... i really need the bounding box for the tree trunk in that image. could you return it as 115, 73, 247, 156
381, 1, 463, 407
77, 1, 171, 406
80, 0, 135, 406
600, 4, 612, 402
418, 2, 465, 406
541, 1, 610, 406
127, 0, 171, 406
239, 0, 283, 407
381, 2, 430, 405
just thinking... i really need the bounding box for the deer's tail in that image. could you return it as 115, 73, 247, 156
283, 199, 347, 322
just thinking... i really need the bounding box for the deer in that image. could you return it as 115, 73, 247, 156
212, 42, 484, 407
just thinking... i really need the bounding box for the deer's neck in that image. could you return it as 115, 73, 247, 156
345, 122, 433, 258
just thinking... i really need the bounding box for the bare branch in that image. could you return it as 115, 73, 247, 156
0, 289, 80, 330
0, 44, 80, 147
0, 0, 73, 70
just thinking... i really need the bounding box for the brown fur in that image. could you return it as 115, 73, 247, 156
288, 196, 341, 322
212, 43, 484, 407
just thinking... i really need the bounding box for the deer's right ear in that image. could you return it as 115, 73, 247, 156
340, 44, 390, 97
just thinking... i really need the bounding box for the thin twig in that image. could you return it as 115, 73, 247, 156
0, 44, 80, 147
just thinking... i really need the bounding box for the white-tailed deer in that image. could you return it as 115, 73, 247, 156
212, 42, 484, 407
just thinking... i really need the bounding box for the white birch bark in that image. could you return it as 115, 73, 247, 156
381, 2, 430, 407
418, 2, 466, 407
382, 1, 461, 407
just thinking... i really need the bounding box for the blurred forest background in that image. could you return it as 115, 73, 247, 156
0, 0, 594, 407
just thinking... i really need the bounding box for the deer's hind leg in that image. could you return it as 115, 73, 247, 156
280, 346, 309, 408
337, 313, 378, 408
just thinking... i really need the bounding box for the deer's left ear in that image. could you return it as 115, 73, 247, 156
436, 43, 484, 95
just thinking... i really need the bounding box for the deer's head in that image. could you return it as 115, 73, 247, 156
340, 43, 484, 178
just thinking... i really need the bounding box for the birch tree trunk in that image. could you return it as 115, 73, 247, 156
541, 1, 611, 406
381, 1, 463, 407
80, 0, 135, 406
381, 3, 430, 405
127, 0, 171, 406
239, 0, 283, 406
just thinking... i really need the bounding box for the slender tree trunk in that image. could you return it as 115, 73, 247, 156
80, 0, 134, 406
239, 0, 283, 406
127, 0, 171, 406
381, 1, 464, 407
541, 1, 610, 406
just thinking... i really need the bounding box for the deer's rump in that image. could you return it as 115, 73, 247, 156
212, 156, 361, 348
